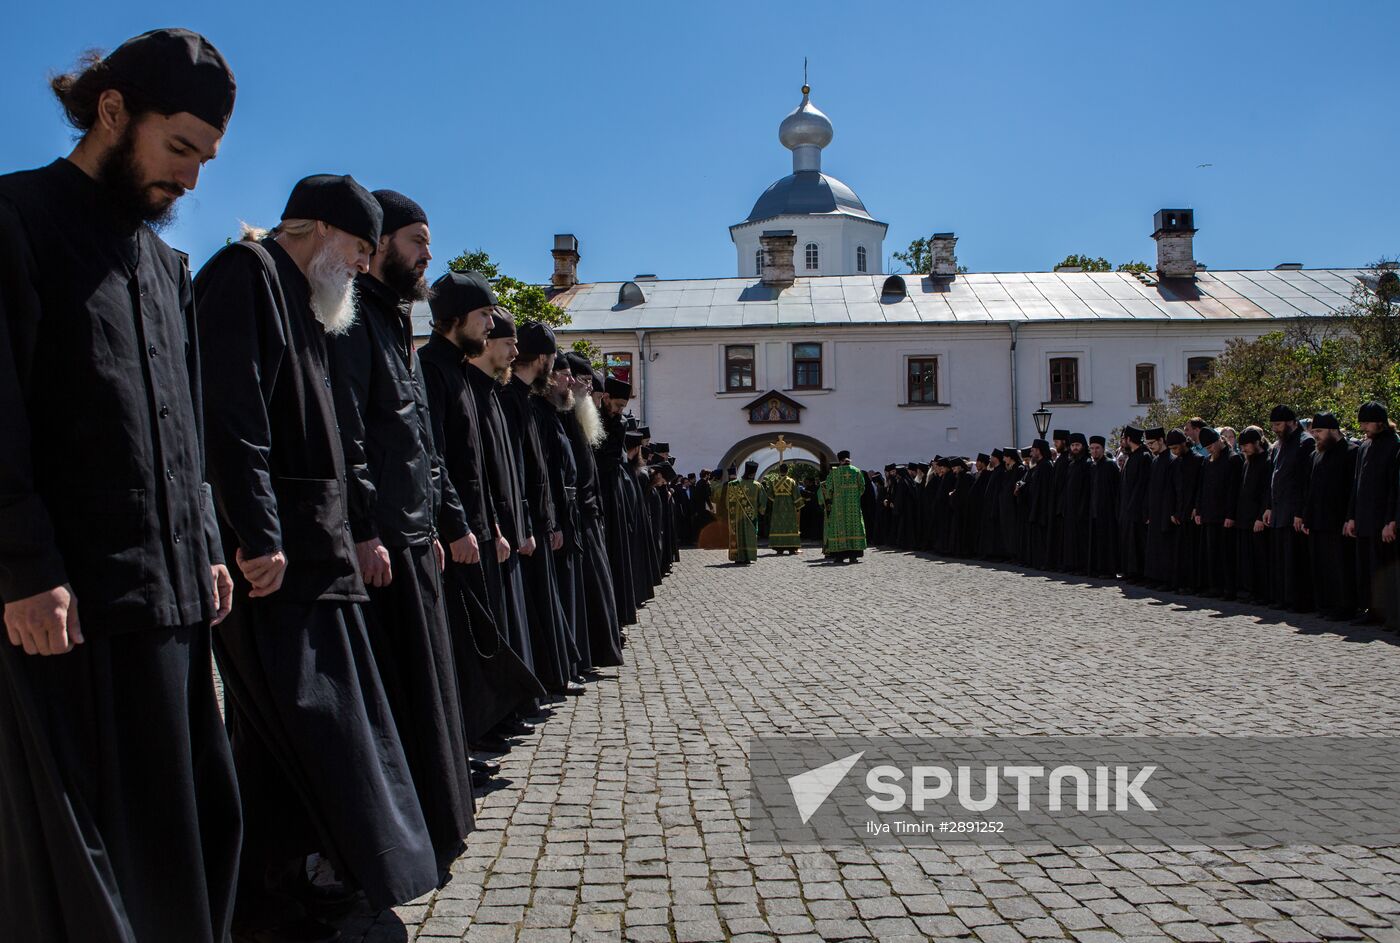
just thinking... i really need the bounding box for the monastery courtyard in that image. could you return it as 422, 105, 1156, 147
335, 546, 1400, 943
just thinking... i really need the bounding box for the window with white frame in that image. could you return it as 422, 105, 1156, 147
804, 242, 819, 270
1049, 356, 1080, 403
754, 249, 763, 275
856, 245, 867, 273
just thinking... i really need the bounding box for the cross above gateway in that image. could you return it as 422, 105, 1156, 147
770, 434, 792, 463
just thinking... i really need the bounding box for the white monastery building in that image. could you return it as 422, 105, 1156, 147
422, 84, 1373, 473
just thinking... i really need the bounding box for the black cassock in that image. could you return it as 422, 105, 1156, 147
561, 409, 625, 666
1087, 457, 1120, 578
1171, 449, 1204, 593
1060, 455, 1092, 574
977, 465, 1005, 559
197, 239, 440, 921
860, 477, 882, 546
330, 274, 475, 869
1117, 448, 1151, 579
1024, 461, 1055, 569
499, 377, 575, 692
998, 464, 1027, 562
1267, 427, 1315, 610
1049, 452, 1070, 570
1196, 450, 1243, 598
636, 466, 664, 585
1236, 451, 1272, 602
625, 464, 657, 603
1305, 440, 1357, 619
967, 468, 991, 557
418, 334, 545, 740
595, 415, 639, 625
893, 474, 919, 550
1144, 451, 1178, 585
0, 160, 241, 943
1347, 429, 1399, 625
949, 472, 975, 557
535, 395, 589, 673
466, 362, 539, 676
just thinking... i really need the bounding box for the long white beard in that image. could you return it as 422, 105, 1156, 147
574, 391, 604, 447
307, 247, 358, 335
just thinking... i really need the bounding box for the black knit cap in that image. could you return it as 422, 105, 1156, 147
1359, 401, 1389, 423
1270, 404, 1297, 422
604, 376, 631, 399
516, 321, 557, 358
1312, 411, 1340, 430
429, 271, 497, 324
487, 311, 516, 339
1198, 426, 1220, 446
1166, 429, 1187, 446
282, 174, 382, 245
564, 351, 593, 376
104, 28, 236, 132
371, 189, 428, 236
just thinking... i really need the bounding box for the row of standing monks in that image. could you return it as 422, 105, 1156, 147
865, 406, 1400, 628
0, 30, 681, 943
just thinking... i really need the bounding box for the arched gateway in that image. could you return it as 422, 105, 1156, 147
715, 432, 836, 475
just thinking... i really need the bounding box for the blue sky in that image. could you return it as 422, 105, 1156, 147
3, 1, 1396, 283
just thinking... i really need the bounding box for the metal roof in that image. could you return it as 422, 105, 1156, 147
556, 268, 1369, 333
410, 268, 1369, 338
740, 170, 875, 224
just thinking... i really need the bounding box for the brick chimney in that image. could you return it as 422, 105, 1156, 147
551, 234, 580, 289
1151, 210, 1197, 278
759, 230, 797, 288
930, 233, 959, 277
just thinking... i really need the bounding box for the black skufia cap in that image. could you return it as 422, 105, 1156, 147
652, 442, 670, 452
1198, 426, 1220, 446
282, 174, 382, 246
552, 352, 569, 372
487, 311, 516, 339
976, 452, 991, 463
837, 449, 851, 461
1239, 427, 1263, 446
1312, 411, 1340, 430
1165, 429, 1187, 446
1124, 425, 1145, 444
517, 321, 557, 358
1145, 427, 1165, 440
604, 376, 631, 399
1270, 404, 1297, 422
1089, 435, 1106, 446
1359, 401, 1388, 423
372, 189, 428, 236
590, 370, 606, 393
564, 351, 594, 376
429, 271, 497, 323
1068, 432, 1087, 447
104, 28, 236, 132
1052, 429, 1070, 441
990, 449, 1003, 460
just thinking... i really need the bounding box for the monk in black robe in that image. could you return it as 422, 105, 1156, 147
1048, 431, 1071, 571
1168, 430, 1204, 593
1117, 428, 1151, 581
199, 176, 441, 934
538, 353, 591, 674
999, 450, 1027, 562
1235, 428, 1273, 603
1303, 413, 1357, 620
1023, 441, 1055, 569
499, 322, 578, 695
1059, 434, 1092, 574
967, 454, 992, 557
418, 272, 544, 747
1265, 406, 1315, 611
1143, 430, 1177, 587
1346, 402, 1400, 627
328, 190, 475, 873
1194, 427, 1243, 599
977, 452, 1005, 559
1086, 437, 1120, 578
0, 32, 242, 942
595, 379, 639, 626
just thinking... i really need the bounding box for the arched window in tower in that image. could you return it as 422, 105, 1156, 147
804, 242, 819, 271
755, 249, 764, 275
856, 245, 867, 273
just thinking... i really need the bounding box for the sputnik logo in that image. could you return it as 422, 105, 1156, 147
787, 751, 864, 824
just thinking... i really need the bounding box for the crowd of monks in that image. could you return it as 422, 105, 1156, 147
857, 409, 1400, 627
0, 28, 688, 943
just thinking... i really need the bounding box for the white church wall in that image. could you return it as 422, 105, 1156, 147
732, 215, 885, 277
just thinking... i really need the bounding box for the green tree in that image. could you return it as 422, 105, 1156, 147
1116, 260, 1151, 274
570, 338, 603, 368
892, 237, 932, 274
1054, 253, 1112, 272
444, 247, 571, 328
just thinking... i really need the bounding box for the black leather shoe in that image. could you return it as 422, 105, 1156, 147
495, 719, 535, 737
471, 769, 492, 790
470, 757, 500, 776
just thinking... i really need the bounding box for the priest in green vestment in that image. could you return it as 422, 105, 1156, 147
725, 460, 768, 564
766, 463, 805, 554
820, 450, 868, 563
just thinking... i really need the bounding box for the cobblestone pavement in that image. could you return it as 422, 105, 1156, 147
335, 546, 1400, 943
